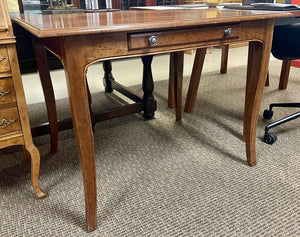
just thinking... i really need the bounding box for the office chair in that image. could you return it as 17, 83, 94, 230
263, 23, 300, 144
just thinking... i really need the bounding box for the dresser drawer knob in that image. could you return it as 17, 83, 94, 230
224, 28, 233, 37
0, 117, 15, 129
0, 57, 5, 63
0, 89, 10, 98
148, 36, 158, 46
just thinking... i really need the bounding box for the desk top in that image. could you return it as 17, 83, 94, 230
13, 9, 298, 38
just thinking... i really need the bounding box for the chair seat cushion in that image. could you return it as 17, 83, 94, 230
272, 23, 300, 60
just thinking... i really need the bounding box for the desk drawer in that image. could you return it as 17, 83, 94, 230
128, 24, 240, 50
0, 77, 16, 108
0, 107, 21, 135
0, 45, 10, 73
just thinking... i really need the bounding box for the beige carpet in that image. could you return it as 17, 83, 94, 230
1, 59, 300, 236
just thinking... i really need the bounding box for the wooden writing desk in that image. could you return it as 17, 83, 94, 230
13, 9, 299, 232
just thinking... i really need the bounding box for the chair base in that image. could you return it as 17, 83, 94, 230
263, 103, 300, 144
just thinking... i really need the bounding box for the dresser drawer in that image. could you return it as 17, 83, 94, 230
0, 45, 10, 73
0, 77, 16, 107
128, 24, 240, 50
0, 107, 21, 135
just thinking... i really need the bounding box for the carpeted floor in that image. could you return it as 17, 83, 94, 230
1, 59, 300, 236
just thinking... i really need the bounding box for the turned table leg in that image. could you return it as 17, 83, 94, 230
103, 60, 115, 93
141, 55, 155, 119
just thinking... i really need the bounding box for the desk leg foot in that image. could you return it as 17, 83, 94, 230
184, 48, 207, 113
25, 144, 46, 199
141, 55, 156, 119
103, 60, 115, 93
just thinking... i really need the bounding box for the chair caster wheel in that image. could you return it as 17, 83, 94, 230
264, 132, 277, 145
263, 109, 273, 119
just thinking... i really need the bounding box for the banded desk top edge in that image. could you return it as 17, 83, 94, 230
12, 9, 296, 38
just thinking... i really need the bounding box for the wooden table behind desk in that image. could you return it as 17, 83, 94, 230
13, 9, 298, 232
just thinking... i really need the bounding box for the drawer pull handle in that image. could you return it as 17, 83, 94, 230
224, 28, 233, 37
0, 89, 10, 98
148, 36, 158, 46
0, 117, 15, 129
0, 57, 5, 63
